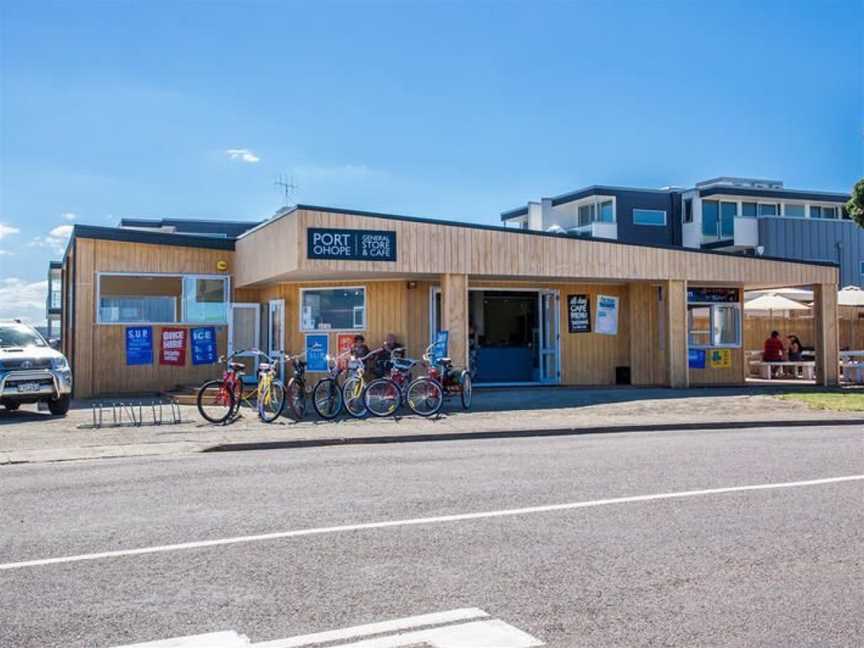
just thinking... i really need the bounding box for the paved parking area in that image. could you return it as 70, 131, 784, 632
2, 386, 862, 464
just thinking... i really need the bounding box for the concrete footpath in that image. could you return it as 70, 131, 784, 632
1, 386, 862, 465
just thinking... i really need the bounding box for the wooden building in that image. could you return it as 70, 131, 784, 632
60, 206, 840, 398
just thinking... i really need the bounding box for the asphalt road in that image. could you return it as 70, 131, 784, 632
2, 424, 863, 647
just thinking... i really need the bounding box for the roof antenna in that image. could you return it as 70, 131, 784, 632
274, 174, 298, 206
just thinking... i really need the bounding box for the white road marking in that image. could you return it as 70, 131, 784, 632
111, 631, 250, 647
2, 474, 862, 571
253, 608, 489, 647
110, 609, 544, 648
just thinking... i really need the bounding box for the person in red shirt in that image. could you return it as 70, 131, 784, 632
763, 330, 785, 377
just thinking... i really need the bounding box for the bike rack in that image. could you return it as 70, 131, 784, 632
82, 399, 183, 429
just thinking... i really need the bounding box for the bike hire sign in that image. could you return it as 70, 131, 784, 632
308, 228, 397, 261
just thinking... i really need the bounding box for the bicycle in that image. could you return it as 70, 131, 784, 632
311, 350, 349, 419
196, 349, 287, 424
364, 346, 416, 414
285, 352, 308, 420
342, 347, 399, 418
404, 343, 472, 417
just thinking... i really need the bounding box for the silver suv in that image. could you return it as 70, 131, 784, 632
0, 321, 73, 415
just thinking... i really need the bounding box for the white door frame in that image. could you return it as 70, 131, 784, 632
228, 303, 261, 357
429, 286, 561, 386
268, 299, 286, 381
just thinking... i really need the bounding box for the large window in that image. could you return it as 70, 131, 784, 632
784, 204, 806, 218
720, 202, 737, 238
741, 202, 758, 218
97, 274, 228, 324
301, 286, 366, 331
183, 277, 228, 323
758, 203, 779, 217
702, 200, 719, 237
683, 198, 693, 223
811, 205, 838, 219
576, 200, 614, 227
633, 209, 666, 226
688, 303, 741, 348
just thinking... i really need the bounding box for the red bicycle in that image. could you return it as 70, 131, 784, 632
196, 349, 286, 424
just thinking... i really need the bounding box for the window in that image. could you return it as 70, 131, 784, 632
741, 202, 757, 218
97, 274, 228, 324
758, 203, 779, 217
784, 204, 805, 218
811, 205, 838, 219
687, 305, 711, 347
683, 199, 693, 223
687, 303, 741, 348
578, 204, 595, 227
598, 200, 614, 223
182, 277, 228, 323
702, 200, 719, 237
633, 209, 666, 226
301, 287, 366, 331
860, 260, 864, 277
720, 202, 737, 238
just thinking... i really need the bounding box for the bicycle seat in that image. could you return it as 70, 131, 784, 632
228, 361, 246, 371
437, 357, 452, 365
258, 363, 271, 371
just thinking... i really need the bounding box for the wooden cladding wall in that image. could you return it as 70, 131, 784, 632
242, 208, 843, 288
70, 238, 235, 397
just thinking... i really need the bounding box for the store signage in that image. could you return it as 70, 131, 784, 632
432, 330, 449, 363
688, 348, 706, 369
337, 334, 354, 370
305, 334, 330, 372
567, 294, 591, 333
307, 228, 397, 261
125, 326, 153, 366
709, 348, 732, 368
191, 327, 218, 365
159, 327, 187, 366
595, 295, 619, 336
688, 287, 740, 303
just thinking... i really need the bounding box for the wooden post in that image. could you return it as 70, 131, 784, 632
813, 283, 839, 386
440, 273, 469, 367
665, 280, 689, 388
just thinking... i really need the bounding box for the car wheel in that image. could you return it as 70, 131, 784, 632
47, 395, 71, 416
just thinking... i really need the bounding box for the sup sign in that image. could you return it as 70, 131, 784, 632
307, 228, 397, 262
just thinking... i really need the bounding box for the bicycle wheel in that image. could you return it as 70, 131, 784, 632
342, 376, 368, 418
258, 380, 286, 423
364, 378, 401, 417
313, 378, 343, 419
286, 377, 307, 420
460, 370, 472, 409
196, 379, 235, 424
405, 377, 443, 417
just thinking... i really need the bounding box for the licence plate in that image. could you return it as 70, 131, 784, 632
17, 382, 42, 393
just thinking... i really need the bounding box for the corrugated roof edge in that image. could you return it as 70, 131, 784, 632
66, 224, 236, 253
239, 203, 838, 270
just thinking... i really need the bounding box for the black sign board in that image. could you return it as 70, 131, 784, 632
687, 287, 740, 303
307, 228, 397, 262
567, 294, 591, 333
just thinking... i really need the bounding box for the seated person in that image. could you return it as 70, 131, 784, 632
351, 334, 372, 372
377, 333, 403, 376
787, 335, 803, 361
763, 330, 785, 377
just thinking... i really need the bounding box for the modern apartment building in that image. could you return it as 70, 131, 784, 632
503, 177, 856, 284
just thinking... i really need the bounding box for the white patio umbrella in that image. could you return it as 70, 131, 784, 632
745, 287, 813, 303
838, 286, 864, 307
745, 293, 811, 313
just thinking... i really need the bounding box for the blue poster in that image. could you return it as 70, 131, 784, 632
126, 326, 153, 366
432, 330, 449, 363
305, 334, 329, 372
191, 327, 218, 365
688, 348, 706, 369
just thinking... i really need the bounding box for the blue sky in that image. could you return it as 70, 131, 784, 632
1, 0, 862, 322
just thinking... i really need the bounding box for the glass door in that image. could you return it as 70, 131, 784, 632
268, 299, 285, 381
538, 290, 560, 383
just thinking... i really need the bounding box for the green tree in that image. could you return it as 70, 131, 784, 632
849, 178, 864, 227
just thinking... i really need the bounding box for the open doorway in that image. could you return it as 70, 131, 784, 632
432, 287, 559, 385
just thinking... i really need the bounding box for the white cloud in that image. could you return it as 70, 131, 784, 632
0, 278, 48, 324
0, 223, 20, 240
29, 224, 73, 254
225, 148, 260, 163
62, 212, 77, 221
0, 250, 13, 256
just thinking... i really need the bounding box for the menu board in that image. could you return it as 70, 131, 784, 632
567, 294, 591, 333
